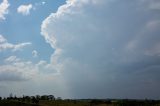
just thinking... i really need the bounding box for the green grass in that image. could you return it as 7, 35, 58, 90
0, 100, 39, 106
0, 100, 160, 106
39, 100, 89, 106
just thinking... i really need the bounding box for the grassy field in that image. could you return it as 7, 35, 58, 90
0, 99, 160, 106
0, 100, 39, 106
40, 100, 89, 106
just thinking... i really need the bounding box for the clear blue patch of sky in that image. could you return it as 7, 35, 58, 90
0, 0, 66, 63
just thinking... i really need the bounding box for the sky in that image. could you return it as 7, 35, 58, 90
0, 0, 160, 99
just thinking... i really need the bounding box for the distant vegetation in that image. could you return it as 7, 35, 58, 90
0, 94, 160, 106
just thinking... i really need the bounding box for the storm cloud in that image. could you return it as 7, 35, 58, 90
41, 0, 160, 99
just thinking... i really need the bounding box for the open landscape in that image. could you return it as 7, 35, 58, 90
0, 0, 160, 106
0, 95, 160, 106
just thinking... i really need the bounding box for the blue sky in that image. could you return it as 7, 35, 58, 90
0, 0, 65, 62
0, 0, 160, 99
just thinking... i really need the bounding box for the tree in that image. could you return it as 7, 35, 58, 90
32, 97, 39, 104
48, 95, 55, 100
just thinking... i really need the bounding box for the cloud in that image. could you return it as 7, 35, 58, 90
0, 34, 7, 43
32, 50, 38, 57
0, 55, 57, 82
13, 42, 32, 51
0, 0, 9, 20
0, 35, 31, 52
41, 0, 160, 99
0, 56, 48, 82
5, 55, 20, 62
36, 60, 58, 74
126, 20, 160, 57
0, 65, 29, 81
35, 1, 46, 6
33, 1, 46, 11
0, 34, 57, 83
0, 56, 36, 81
17, 4, 33, 15
146, 0, 160, 10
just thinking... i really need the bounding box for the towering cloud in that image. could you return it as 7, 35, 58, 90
41, 0, 160, 99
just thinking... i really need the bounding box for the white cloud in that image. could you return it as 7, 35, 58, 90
13, 42, 32, 51
0, 34, 7, 43
0, 35, 31, 52
5, 56, 20, 62
0, 57, 36, 81
36, 60, 58, 74
0, 0, 9, 20
17, 4, 32, 15
32, 50, 38, 57
0, 55, 57, 82
35, 1, 46, 6
41, 0, 160, 98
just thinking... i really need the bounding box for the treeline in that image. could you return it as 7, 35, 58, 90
0, 94, 160, 106
0, 94, 58, 104
89, 99, 160, 106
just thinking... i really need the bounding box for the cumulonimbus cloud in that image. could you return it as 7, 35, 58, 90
41, 0, 160, 99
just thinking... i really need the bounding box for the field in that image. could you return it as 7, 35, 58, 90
0, 99, 160, 106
